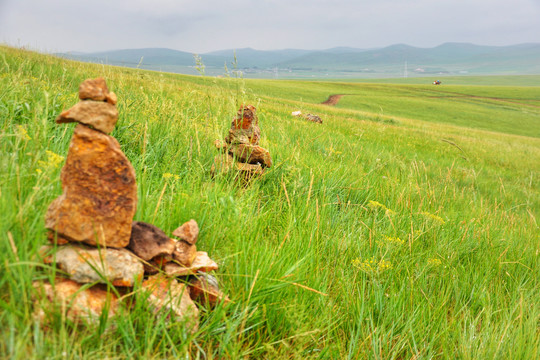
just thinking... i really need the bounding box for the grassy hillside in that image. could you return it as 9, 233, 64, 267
1, 45, 539, 359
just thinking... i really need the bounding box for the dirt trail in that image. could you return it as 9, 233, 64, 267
321, 94, 345, 106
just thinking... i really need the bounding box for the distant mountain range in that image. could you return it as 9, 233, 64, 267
57, 43, 540, 78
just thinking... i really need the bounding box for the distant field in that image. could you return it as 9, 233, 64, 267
1, 46, 539, 359
332, 74, 540, 86
228, 78, 540, 138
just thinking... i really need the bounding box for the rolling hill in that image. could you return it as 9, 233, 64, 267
57, 42, 540, 78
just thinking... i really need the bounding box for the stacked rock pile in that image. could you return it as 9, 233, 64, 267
212, 105, 272, 181
34, 78, 228, 333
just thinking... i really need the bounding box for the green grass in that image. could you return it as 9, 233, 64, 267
1, 45, 539, 359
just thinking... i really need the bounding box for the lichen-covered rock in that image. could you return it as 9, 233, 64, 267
188, 272, 230, 306
141, 275, 199, 333
128, 222, 176, 261
33, 278, 120, 325
172, 219, 199, 245
49, 244, 143, 286
56, 100, 119, 134
45, 124, 137, 248
225, 104, 261, 145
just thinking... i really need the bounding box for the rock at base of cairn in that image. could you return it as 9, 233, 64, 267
189, 272, 230, 306
45, 124, 137, 248
42, 244, 144, 287
211, 154, 264, 181
227, 143, 272, 168
142, 275, 199, 334
33, 278, 120, 325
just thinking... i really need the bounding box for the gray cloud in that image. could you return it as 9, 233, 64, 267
1, 0, 539, 53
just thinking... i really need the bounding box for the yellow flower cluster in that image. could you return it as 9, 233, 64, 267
427, 258, 442, 266
367, 200, 396, 215
353, 257, 393, 274
162, 172, 180, 180
377, 235, 405, 247
420, 211, 445, 225
15, 125, 31, 141
36, 150, 64, 173
326, 145, 342, 155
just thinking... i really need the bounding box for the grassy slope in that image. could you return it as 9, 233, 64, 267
1, 46, 539, 359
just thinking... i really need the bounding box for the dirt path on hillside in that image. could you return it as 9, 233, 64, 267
321, 94, 345, 106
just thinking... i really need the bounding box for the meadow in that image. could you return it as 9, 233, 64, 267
1, 45, 539, 359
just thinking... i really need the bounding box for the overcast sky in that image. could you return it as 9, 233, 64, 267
1, 0, 539, 53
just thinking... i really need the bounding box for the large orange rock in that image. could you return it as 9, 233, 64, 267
45, 124, 137, 248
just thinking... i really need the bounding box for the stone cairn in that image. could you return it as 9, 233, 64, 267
34, 78, 228, 333
212, 104, 272, 181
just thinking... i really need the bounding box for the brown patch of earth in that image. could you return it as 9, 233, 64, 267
321, 94, 345, 106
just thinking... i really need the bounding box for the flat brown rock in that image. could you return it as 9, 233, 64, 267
53, 244, 144, 286
33, 278, 120, 325
79, 78, 109, 101
141, 275, 199, 333
228, 143, 272, 168
45, 124, 137, 248
164, 251, 218, 277
172, 219, 199, 245
56, 100, 118, 134
128, 221, 176, 261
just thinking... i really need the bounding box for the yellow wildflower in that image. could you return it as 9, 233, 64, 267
16, 125, 31, 141
367, 200, 396, 215
37, 150, 64, 170
162, 172, 180, 180
420, 211, 445, 225
377, 235, 405, 247
353, 257, 393, 274
427, 258, 442, 266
